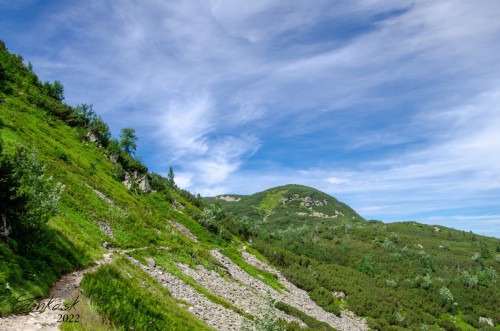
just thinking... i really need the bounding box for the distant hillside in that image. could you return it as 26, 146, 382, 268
212, 185, 500, 330
210, 184, 364, 228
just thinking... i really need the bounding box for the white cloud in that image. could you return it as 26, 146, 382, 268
4, 0, 500, 236
157, 93, 214, 159
326, 177, 349, 186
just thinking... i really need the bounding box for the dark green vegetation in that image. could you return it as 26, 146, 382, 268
214, 185, 500, 330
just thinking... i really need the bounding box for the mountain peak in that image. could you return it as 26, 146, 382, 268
214, 184, 364, 226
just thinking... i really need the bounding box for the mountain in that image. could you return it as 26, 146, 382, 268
211, 186, 500, 330
210, 184, 364, 227
1, 41, 499, 331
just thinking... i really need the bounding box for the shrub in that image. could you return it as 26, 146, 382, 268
438, 319, 460, 331
0, 143, 64, 245
438, 287, 454, 304
241, 291, 285, 331
282, 264, 317, 292
386, 279, 398, 288
359, 255, 374, 277
309, 287, 340, 316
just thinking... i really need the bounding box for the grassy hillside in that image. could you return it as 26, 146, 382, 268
211, 184, 364, 228
0, 40, 356, 331
212, 186, 500, 330
0, 40, 237, 329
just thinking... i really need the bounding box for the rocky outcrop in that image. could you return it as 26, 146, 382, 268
300, 196, 328, 207
122, 172, 151, 193
297, 211, 338, 218
479, 316, 494, 327
280, 194, 328, 207
87, 131, 98, 143
137, 175, 151, 193
217, 196, 241, 202
0, 214, 11, 238
280, 194, 299, 204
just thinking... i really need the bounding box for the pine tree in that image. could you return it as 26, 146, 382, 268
120, 127, 137, 155
167, 166, 175, 188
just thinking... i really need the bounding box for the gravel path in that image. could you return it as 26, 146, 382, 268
0, 253, 112, 331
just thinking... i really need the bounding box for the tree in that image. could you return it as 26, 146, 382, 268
167, 166, 175, 188
120, 127, 137, 155
42, 80, 64, 102
74, 104, 111, 146
53, 80, 64, 101
75, 103, 95, 127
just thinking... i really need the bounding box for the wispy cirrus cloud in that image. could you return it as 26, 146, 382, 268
2, 0, 499, 236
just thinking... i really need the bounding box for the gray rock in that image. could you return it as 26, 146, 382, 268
146, 257, 156, 268
479, 316, 494, 326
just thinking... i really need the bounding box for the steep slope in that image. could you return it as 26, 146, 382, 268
0, 41, 369, 331
213, 186, 500, 330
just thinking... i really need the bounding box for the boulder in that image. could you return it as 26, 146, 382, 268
146, 257, 156, 268
479, 317, 494, 327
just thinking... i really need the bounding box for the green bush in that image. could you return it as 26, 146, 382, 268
0, 142, 64, 244
282, 264, 317, 292
309, 287, 340, 316
438, 319, 461, 331
275, 301, 336, 331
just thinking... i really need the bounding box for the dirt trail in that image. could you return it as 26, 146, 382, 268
0, 252, 112, 331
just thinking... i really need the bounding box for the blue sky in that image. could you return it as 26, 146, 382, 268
1, 0, 500, 237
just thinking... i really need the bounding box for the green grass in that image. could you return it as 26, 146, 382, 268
275, 301, 338, 331
60, 293, 119, 331
2, 40, 499, 330
126, 247, 253, 320
255, 189, 288, 221
81, 257, 215, 331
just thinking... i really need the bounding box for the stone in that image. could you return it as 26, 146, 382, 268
479, 316, 494, 326
146, 257, 156, 268
332, 291, 346, 300
137, 175, 151, 193
87, 131, 98, 142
